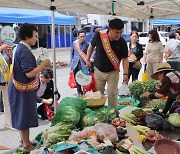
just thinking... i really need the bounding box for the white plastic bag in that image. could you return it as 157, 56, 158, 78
118, 83, 131, 97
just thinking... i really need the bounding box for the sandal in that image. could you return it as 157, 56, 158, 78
19, 140, 36, 147
23, 144, 35, 152
4, 124, 17, 131
4, 124, 12, 130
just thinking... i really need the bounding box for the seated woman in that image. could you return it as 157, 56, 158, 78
37, 68, 60, 120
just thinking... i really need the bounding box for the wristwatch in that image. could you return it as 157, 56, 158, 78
123, 73, 128, 76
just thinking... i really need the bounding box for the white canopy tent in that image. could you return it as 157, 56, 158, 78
0, 0, 179, 112
0, 0, 179, 19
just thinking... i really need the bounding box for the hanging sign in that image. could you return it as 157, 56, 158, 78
0, 26, 16, 43
75, 69, 92, 86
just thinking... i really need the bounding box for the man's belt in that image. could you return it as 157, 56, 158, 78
12, 75, 39, 92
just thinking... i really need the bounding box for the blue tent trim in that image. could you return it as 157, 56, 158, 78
0, 7, 76, 25
153, 18, 180, 25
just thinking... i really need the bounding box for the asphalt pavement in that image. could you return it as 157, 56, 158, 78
0, 47, 143, 153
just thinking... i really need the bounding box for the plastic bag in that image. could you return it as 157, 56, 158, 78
68, 128, 90, 142
118, 83, 131, 97
142, 64, 148, 82
145, 113, 174, 131
126, 123, 145, 150
102, 146, 115, 154
92, 123, 118, 142
83, 72, 96, 94
68, 71, 77, 88
44, 102, 59, 121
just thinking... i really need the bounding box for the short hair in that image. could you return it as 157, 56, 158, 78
148, 29, 160, 42
169, 32, 176, 39
41, 68, 53, 79
130, 31, 139, 37
19, 23, 38, 40
109, 18, 124, 30
78, 30, 86, 36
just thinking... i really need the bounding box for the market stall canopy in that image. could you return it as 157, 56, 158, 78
0, 0, 179, 19
0, 7, 76, 25
153, 18, 180, 25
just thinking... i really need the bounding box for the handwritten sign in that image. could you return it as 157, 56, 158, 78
0, 26, 16, 42
75, 70, 92, 86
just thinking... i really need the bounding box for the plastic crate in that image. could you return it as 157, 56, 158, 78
118, 97, 140, 110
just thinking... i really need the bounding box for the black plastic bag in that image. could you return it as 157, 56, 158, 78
145, 113, 174, 131
102, 146, 115, 154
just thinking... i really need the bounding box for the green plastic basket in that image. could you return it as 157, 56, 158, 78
118, 97, 140, 110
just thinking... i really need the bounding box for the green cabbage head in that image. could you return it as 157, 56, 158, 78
168, 113, 180, 127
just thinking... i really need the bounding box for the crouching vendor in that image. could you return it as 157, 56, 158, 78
37, 68, 60, 120
143, 62, 180, 115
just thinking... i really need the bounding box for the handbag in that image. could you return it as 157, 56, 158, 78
68, 71, 77, 88
142, 64, 148, 82
133, 61, 142, 70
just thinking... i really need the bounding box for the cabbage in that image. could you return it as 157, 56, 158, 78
168, 113, 180, 127
51, 106, 80, 126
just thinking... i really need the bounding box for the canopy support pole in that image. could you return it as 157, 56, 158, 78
50, 0, 57, 113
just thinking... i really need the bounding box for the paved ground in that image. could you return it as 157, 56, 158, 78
0, 47, 144, 153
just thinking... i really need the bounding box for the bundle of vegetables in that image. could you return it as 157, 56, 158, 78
79, 106, 117, 129
42, 122, 75, 147
128, 80, 144, 99
123, 113, 139, 125
51, 97, 87, 126
132, 108, 146, 115
132, 125, 150, 135
144, 99, 166, 110
36, 57, 43, 65
93, 106, 117, 123
142, 80, 161, 93
121, 139, 151, 154
168, 113, 180, 127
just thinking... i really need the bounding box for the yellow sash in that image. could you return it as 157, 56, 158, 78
0, 52, 12, 83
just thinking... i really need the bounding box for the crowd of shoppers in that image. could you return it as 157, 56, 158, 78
0, 19, 179, 152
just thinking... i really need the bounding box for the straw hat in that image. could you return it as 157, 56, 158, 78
151, 62, 174, 80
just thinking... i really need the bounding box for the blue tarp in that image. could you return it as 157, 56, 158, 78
0, 7, 76, 25
153, 18, 180, 25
